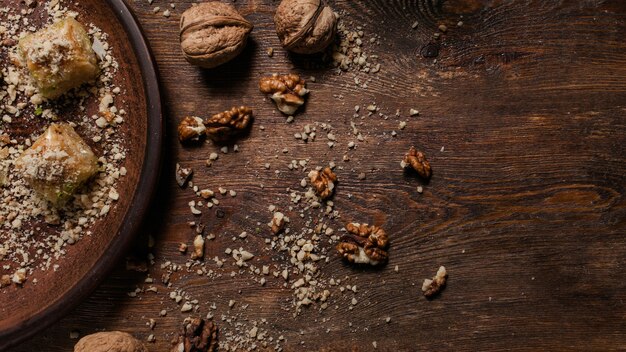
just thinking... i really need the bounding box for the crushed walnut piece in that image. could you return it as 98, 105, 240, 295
259, 73, 309, 115
308, 167, 337, 200
176, 163, 193, 188
204, 106, 253, 142
171, 317, 218, 352
0, 275, 11, 288
269, 211, 288, 234
178, 116, 207, 143
191, 234, 205, 260
422, 266, 447, 298
337, 223, 389, 266
401, 146, 432, 179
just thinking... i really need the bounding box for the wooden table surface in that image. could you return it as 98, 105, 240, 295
13, 0, 626, 351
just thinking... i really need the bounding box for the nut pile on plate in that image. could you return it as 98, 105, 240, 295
0, 0, 129, 288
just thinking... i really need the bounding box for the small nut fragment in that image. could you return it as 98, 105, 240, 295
204, 106, 253, 142
191, 234, 205, 260
180, 2, 253, 68
74, 331, 148, 352
259, 74, 309, 115
171, 317, 218, 352
178, 116, 206, 143
274, 0, 338, 54
1, 274, 11, 288
269, 211, 288, 234
337, 223, 388, 266
422, 266, 447, 298
401, 146, 432, 179
176, 163, 193, 188
308, 167, 337, 200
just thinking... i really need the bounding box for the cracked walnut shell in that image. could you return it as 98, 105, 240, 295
180, 2, 253, 68
308, 167, 337, 200
204, 106, 253, 142
337, 223, 389, 266
402, 146, 432, 179
178, 116, 207, 142
74, 331, 148, 352
274, 0, 338, 54
259, 74, 309, 115
422, 265, 447, 298
171, 317, 218, 352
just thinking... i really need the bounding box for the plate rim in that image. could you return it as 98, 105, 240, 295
0, 0, 163, 349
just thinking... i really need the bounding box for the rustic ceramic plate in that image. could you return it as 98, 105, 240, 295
0, 0, 162, 349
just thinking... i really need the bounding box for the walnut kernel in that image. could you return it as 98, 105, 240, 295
171, 317, 218, 352
422, 265, 447, 298
270, 211, 288, 234
74, 331, 148, 352
191, 234, 205, 260
180, 2, 253, 68
308, 167, 337, 200
178, 116, 206, 143
259, 74, 309, 115
337, 223, 388, 266
204, 106, 253, 142
176, 163, 193, 188
402, 146, 432, 179
274, 0, 338, 54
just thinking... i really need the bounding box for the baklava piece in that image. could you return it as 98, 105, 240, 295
15, 123, 99, 206
17, 18, 99, 99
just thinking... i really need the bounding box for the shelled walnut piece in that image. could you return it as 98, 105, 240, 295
171, 317, 218, 352
179, 2, 253, 68
191, 234, 205, 260
308, 167, 337, 200
401, 146, 432, 179
259, 74, 309, 115
204, 106, 253, 142
176, 163, 193, 188
274, 0, 338, 54
178, 116, 206, 142
337, 223, 389, 265
422, 266, 447, 298
270, 211, 288, 234
74, 331, 148, 352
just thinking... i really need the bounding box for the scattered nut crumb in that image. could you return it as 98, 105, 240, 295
422, 265, 447, 298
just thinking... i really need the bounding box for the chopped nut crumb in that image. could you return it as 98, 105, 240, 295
422, 266, 447, 298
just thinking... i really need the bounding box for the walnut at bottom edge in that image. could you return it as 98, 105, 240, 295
171, 318, 218, 352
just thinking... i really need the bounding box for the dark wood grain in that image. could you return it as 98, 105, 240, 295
10, 0, 626, 351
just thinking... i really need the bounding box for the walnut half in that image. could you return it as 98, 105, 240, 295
422, 266, 447, 298
336, 223, 388, 266
204, 106, 253, 142
401, 146, 432, 179
171, 318, 218, 352
259, 74, 309, 115
308, 167, 337, 200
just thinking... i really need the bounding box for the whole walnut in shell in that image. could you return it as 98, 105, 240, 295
74, 331, 148, 352
180, 2, 253, 68
274, 0, 338, 54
